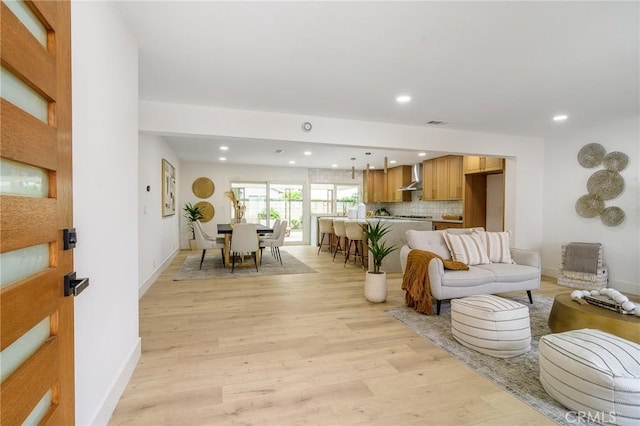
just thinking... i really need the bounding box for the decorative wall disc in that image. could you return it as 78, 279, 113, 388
194, 201, 215, 222
192, 177, 215, 199
600, 206, 625, 227
577, 143, 606, 168
587, 170, 624, 200
575, 194, 604, 218
602, 151, 629, 172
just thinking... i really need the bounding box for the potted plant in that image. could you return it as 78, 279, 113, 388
183, 202, 204, 250
362, 220, 397, 302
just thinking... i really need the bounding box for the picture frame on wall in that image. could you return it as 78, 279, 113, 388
162, 158, 176, 217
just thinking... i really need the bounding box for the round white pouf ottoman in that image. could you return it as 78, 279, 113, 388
539, 329, 640, 426
451, 295, 531, 358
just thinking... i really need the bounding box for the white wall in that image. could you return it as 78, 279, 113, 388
140, 101, 545, 251
178, 161, 309, 248
72, 2, 140, 424
138, 134, 180, 296
542, 116, 640, 295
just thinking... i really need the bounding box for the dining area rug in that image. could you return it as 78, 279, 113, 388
173, 249, 317, 281
386, 295, 593, 425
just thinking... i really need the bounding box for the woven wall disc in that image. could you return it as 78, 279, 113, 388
192, 177, 215, 198
575, 194, 604, 218
602, 151, 629, 172
194, 201, 215, 222
600, 206, 625, 227
577, 143, 606, 168
587, 170, 624, 200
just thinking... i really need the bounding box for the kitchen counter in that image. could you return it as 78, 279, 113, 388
359, 218, 433, 273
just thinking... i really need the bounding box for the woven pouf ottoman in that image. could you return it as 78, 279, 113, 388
539, 329, 640, 426
451, 295, 531, 358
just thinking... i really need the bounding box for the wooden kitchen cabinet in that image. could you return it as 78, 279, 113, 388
432, 221, 463, 231
463, 156, 504, 174
422, 155, 463, 200
363, 169, 386, 203
446, 156, 463, 199
386, 165, 412, 202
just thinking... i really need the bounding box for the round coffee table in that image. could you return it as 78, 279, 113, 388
548, 292, 640, 344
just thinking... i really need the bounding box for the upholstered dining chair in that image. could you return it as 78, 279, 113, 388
230, 223, 259, 272
259, 220, 286, 264
194, 220, 225, 269
270, 220, 288, 265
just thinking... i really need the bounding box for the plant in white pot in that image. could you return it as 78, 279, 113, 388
362, 220, 397, 302
183, 202, 204, 250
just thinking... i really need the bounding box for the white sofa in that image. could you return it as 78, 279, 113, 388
399, 228, 541, 314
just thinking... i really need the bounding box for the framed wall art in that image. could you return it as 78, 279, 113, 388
162, 159, 176, 217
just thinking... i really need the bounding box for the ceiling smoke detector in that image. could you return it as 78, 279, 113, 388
425, 120, 448, 126
275, 149, 283, 154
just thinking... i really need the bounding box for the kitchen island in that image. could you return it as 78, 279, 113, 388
364, 218, 433, 273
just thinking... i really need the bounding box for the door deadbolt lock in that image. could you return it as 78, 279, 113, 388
63, 228, 77, 250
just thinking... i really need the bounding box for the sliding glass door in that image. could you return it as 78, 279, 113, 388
230, 181, 305, 243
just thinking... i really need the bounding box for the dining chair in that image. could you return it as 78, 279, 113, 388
194, 221, 225, 269
269, 220, 288, 265
230, 223, 259, 272
259, 220, 285, 264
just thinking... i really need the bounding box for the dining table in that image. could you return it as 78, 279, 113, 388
217, 223, 273, 268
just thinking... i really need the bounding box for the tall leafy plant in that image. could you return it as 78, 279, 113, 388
183, 203, 204, 239
362, 220, 397, 274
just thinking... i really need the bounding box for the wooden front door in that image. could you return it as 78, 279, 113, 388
1, 0, 75, 424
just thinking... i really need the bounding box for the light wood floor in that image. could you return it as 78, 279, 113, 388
109, 245, 567, 425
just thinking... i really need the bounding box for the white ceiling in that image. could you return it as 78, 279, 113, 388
117, 1, 639, 169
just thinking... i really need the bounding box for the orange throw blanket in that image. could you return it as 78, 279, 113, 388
402, 250, 469, 315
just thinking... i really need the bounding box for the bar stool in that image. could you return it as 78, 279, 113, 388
344, 221, 366, 267
317, 217, 335, 255
332, 219, 347, 262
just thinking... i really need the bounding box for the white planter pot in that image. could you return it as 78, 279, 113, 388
365, 271, 387, 303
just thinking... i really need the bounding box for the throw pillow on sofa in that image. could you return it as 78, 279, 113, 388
443, 232, 490, 265
474, 230, 513, 264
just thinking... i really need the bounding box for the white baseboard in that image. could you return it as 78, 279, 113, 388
138, 248, 179, 299
542, 266, 559, 278
543, 266, 639, 296
90, 337, 141, 426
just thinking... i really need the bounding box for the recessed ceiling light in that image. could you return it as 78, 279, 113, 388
389, 160, 397, 164
369, 165, 375, 169
396, 95, 411, 103
553, 115, 568, 122
418, 152, 427, 157
331, 164, 338, 168
220, 146, 229, 151
289, 160, 296, 165
304, 151, 312, 155
219, 157, 226, 161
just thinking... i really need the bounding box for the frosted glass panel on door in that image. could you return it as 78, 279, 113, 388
22, 389, 52, 426
0, 158, 49, 197
0, 244, 49, 288
2, 0, 48, 46
0, 66, 48, 122
0, 317, 50, 381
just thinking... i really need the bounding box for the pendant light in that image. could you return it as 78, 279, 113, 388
351, 157, 356, 179
384, 156, 388, 173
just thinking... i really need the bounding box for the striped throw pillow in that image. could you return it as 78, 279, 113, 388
443, 232, 490, 265
477, 230, 513, 263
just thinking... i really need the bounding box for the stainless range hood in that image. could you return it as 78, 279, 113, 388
399, 163, 423, 191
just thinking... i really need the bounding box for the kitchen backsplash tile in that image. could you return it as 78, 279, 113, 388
365, 191, 462, 218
